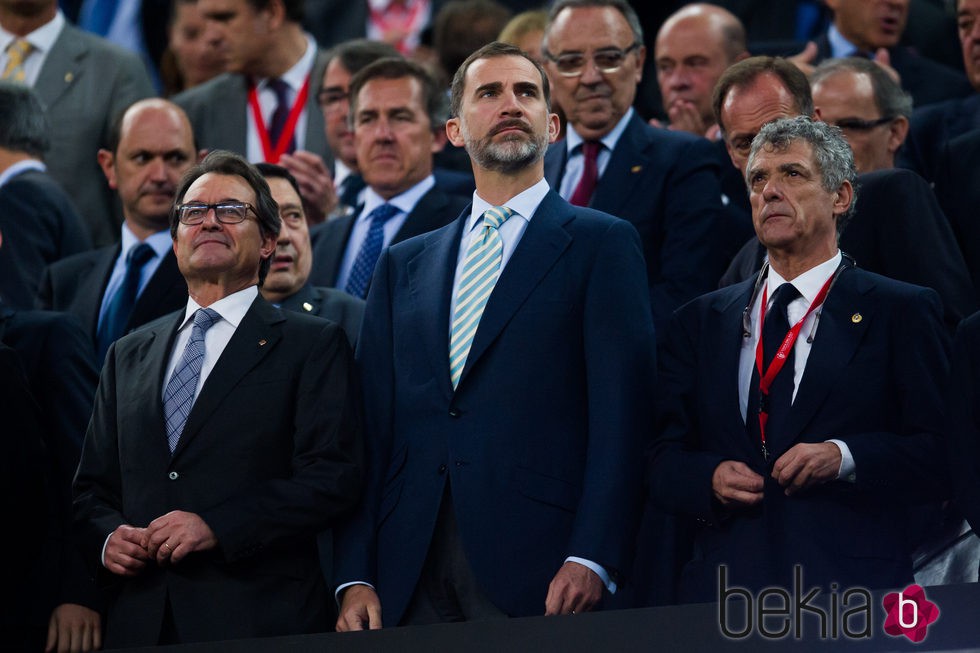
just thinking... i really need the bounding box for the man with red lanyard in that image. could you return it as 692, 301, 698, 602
174, 0, 332, 220
649, 116, 949, 604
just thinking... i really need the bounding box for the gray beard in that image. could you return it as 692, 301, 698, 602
461, 124, 548, 174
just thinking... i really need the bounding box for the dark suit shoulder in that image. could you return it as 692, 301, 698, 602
45, 244, 115, 276
172, 72, 243, 109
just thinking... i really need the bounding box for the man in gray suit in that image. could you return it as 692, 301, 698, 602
174, 0, 331, 219
0, 0, 154, 247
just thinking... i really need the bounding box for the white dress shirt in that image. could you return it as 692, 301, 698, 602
0, 10, 65, 86
97, 224, 172, 330
557, 107, 634, 201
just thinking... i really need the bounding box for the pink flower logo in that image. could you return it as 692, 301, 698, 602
882, 584, 939, 643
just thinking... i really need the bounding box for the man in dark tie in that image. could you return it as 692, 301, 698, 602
541, 0, 733, 333
334, 41, 655, 629
72, 150, 364, 648
38, 99, 196, 362
649, 116, 948, 602
308, 57, 469, 295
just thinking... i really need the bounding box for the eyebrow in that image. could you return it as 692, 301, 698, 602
473, 81, 503, 96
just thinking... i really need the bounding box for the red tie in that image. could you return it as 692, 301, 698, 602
569, 140, 600, 207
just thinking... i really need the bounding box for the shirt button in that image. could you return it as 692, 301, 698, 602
438, 464, 447, 474
448, 408, 460, 418
168, 471, 179, 480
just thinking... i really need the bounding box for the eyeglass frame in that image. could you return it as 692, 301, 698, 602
317, 88, 349, 111
176, 202, 257, 226
830, 116, 895, 132
543, 43, 642, 77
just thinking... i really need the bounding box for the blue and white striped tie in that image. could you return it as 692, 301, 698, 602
449, 206, 513, 389
163, 308, 220, 453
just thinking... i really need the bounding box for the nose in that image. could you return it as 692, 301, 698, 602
499, 91, 525, 117
200, 206, 223, 229
202, 20, 223, 47
762, 177, 783, 202
147, 157, 167, 182
667, 67, 690, 90
579, 56, 604, 85
372, 116, 395, 141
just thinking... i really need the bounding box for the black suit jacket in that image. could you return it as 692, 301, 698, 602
544, 114, 735, 333
278, 283, 365, 347
37, 245, 188, 357
935, 128, 980, 304
949, 310, 980, 537
0, 169, 91, 310
719, 168, 976, 331
309, 185, 468, 288
650, 267, 949, 601
73, 296, 363, 648
901, 94, 980, 184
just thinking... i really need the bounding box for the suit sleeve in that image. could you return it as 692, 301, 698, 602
949, 313, 980, 534
566, 218, 657, 577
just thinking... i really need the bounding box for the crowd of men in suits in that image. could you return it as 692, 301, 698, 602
4, 0, 980, 649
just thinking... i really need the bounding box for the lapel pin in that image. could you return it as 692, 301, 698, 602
64, 72, 73, 83
258, 339, 267, 346
631, 165, 642, 174
851, 313, 862, 324
302, 302, 313, 312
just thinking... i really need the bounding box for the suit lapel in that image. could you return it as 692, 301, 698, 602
317, 214, 355, 287
133, 312, 184, 457
455, 191, 572, 389
407, 212, 468, 400
128, 251, 186, 330
543, 142, 567, 190
394, 188, 450, 244
773, 269, 873, 456
34, 25, 86, 109
590, 114, 651, 216
172, 297, 285, 458
78, 246, 119, 338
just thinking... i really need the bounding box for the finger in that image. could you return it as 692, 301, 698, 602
367, 603, 383, 630
338, 611, 363, 632
44, 616, 56, 652
544, 584, 564, 616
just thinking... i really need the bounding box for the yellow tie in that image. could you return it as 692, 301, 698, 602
2, 39, 33, 82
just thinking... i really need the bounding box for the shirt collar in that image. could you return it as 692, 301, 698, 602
827, 24, 858, 59
0, 10, 64, 55
179, 286, 258, 331
566, 107, 634, 155
358, 174, 435, 222
257, 33, 316, 92
766, 250, 842, 306
0, 158, 44, 188
120, 222, 173, 260
467, 177, 550, 232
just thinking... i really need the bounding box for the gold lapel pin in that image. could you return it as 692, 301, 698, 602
64, 72, 73, 83
258, 339, 267, 346
851, 313, 862, 323
630, 165, 642, 174
302, 302, 313, 312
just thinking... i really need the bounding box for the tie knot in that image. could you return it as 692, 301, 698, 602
367, 203, 400, 225
580, 140, 601, 160
267, 77, 290, 102
127, 242, 155, 267
482, 205, 513, 230
8, 39, 31, 57
768, 283, 800, 314
192, 307, 221, 333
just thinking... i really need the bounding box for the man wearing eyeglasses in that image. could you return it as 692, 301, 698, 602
811, 57, 911, 173
72, 150, 364, 648
541, 0, 731, 335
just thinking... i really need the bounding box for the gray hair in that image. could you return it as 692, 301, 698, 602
543, 0, 644, 53
747, 116, 858, 232
811, 57, 913, 118
0, 82, 49, 158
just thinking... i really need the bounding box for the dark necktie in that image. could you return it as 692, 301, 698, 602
163, 308, 221, 453
569, 140, 600, 207
267, 77, 296, 155
747, 283, 801, 455
338, 173, 366, 209
96, 243, 154, 361
345, 203, 400, 298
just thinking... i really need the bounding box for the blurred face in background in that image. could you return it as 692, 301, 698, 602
169, 0, 228, 88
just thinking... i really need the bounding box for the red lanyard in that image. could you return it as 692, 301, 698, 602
247, 75, 310, 163
368, 0, 428, 54
754, 275, 834, 458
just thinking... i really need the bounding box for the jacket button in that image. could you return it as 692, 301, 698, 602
168, 471, 179, 480
438, 464, 447, 474
448, 408, 460, 418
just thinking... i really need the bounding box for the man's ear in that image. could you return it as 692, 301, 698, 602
446, 117, 465, 148
97, 149, 117, 189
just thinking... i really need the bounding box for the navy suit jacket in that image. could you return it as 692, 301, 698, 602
949, 311, 980, 537
37, 245, 188, 358
935, 129, 980, 305
334, 190, 656, 623
649, 266, 949, 602
901, 94, 980, 184
544, 114, 732, 333
73, 297, 363, 647
309, 185, 469, 288
278, 283, 365, 347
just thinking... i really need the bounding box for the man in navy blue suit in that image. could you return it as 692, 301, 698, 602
334, 41, 656, 629
650, 116, 948, 602
541, 0, 737, 333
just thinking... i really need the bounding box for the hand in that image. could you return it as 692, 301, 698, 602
142, 510, 217, 565
45, 603, 101, 653
279, 150, 336, 224
772, 442, 841, 495
103, 525, 149, 576
544, 561, 603, 616
788, 41, 818, 77
872, 48, 901, 84
712, 460, 764, 508
666, 100, 708, 137
336, 584, 383, 631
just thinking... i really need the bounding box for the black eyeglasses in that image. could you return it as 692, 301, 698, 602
177, 202, 255, 225
317, 89, 349, 110
832, 116, 894, 132
545, 43, 641, 77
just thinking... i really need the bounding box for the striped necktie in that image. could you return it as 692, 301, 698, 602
2, 39, 33, 82
449, 206, 513, 389
163, 308, 221, 453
